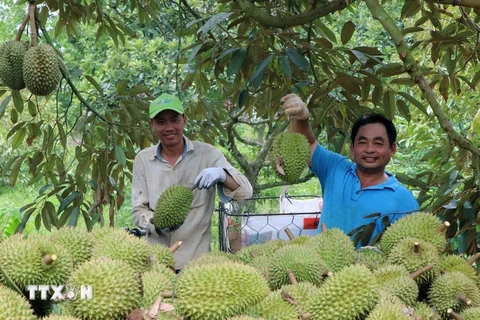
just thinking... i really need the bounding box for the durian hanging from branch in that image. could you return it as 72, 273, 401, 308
23, 1, 62, 96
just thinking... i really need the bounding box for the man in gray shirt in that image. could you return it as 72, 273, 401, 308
132, 93, 253, 270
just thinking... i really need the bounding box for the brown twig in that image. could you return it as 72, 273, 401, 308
467, 253, 480, 265
28, 2, 38, 47
410, 264, 433, 280
15, 14, 30, 41
438, 221, 450, 233
287, 269, 298, 285
169, 241, 182, 253
284, 227, 295, 240
43, 254, 57, 265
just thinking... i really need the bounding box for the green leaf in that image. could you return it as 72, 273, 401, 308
238, 89, 248, 108
249, 55, 273, 90
11, 90, 23, 113
115, 145, 127, 167
464, 201, 474, 223
27, 101, 37, 117
116, 80, 128, 95
54, 18, 66, 38
11, 127, 26, 150
285, 48, 309, 72
126, 85, 151, 96
396, 99, 411, 122
363, 212, 381, 219
0, 95, 11, 115
41, 204, 52, 231
397, 92, 428, 115
361, 222, 376, 246
383, 90, 396, 120
59, 191, 81, 213
217, 47, 240, 61
278, 56, 292, 79
317, 20, 337, 43
35, 213, 41, 230
68, 206, 81, 227
341, 21, 356, 45
350, 49, 368, 65
85, 75, 104, 96
227, 48, 246, 77
187, 43, 203, 63
198, 12, 233, 34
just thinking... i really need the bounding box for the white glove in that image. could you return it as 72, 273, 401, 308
280, 93, 309, 120
194, 168, 227, 189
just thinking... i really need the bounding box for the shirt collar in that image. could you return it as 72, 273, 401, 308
154, 136, 194, 161
350, 164, 398, 190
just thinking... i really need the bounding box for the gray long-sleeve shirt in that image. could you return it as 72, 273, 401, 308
132, 136, 253, 269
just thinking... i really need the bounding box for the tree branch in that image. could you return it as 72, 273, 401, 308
423, 0, 480, 9
256, 172, 315, 190
238, 0, 356, 28
364, 0, 480, 158
232, 125, 263, 147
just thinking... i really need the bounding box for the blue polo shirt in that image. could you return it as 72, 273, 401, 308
310, 144, 419, 245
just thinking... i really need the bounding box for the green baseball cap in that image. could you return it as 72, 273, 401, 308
149, 93, 184, 118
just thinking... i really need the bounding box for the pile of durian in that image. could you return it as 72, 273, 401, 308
1, 212, 479, 320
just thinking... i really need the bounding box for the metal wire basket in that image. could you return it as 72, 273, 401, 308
217, 195, 322, 253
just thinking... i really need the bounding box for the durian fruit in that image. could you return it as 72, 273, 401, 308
66, 257, 141, 320
267, 244, 328, 290
23, 43, 61, 96
412, 301, 439, 319
183, 250, 235, 270
280, 282, 320, 313
49, 227, 95, 266
287, 234, 311, 246
308, 228, 357, 272
0, 284, 36, 320
152, 185, 193, 230
42, 315, 82, 320
373, 264, 419, 306
435, 254, 477, 281
25, 234, 74, 285
461, 307, 480, 319
227, 317, 266, 320
269, 132, 310, 183
149, 243, 175, 269
141, 263, 175, 308
235, 239, 285, 264
91, 227, 156, 273
428, 271, 480, 317
355, 246, 387, 271
380, 212, 447, 255
249, 254, 272, 279
386, 237, 440, 285
0, 40, 28, 90
366, 293, 412, 320
245, 290, 300, 320
306, 264, 379, 320
174, 260, 269, 319
0, 233, 45, 289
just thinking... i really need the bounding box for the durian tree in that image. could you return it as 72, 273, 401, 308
0, 0, 480, 257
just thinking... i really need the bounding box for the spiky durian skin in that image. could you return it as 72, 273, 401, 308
0, 234, 44, 289
412, 301, 439, 319
49, 227, 95, 266
380, 212, 446, 255
366, 294, 411, 320
435, 254, 477, 281
25, 234, 74, 285
308, 228, 357, 272
183, 250, 235, 270
279, 282, 320, 311
149, 243, 175, 268
91, 228, 156, 273
141, 264, 175, 308
245, 290, 299, 320
269, 132, 310, 183
307, 264, 379, 320
428, 271, 480, 317
174, 261, 269, 320
0, 40, 27, 90
235, 239, 285, 264
66, 258, 141, 320
152, 185, 193, 230
386, 237, 440, 284
42, 315, 82, 320
374, 264, 419, 306
23, 44, 61, 96
227, 317, 266, 320
267, 244, 328, 290
0, 284, 36, 320
355, 246, 386, 271
461, 307, 480, 319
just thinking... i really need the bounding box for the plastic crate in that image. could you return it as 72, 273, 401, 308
217, 195, 322, 253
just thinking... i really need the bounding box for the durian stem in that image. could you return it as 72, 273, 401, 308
321, 223, 327, 233
322, 270, 333, 278
457, 293, 472, 305
169, 241, 182, 253
301, 312, 313, 320
249, 251, 258, 258
284, 227, 295, 240
447, 308, 462, 320
413, 241, 420, 253
161, 290, 174, 298
467, 252, 480, 265
43, 254, 57, 265
438, 221, 450, 233
287, 269, 298, 285
15, 13, 30, 41
28, 2, 38, 47
409, 264, 433, 280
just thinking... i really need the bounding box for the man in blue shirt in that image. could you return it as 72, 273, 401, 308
281, 93, 419, 246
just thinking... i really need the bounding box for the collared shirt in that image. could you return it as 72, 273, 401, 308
132, 136, 253, 269
310, 144, 419, 245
